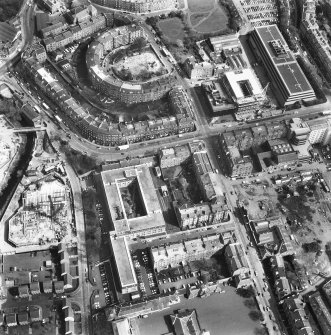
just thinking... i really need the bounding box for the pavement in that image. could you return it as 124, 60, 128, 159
62, 160, 92, 335
201, 137, 287, 335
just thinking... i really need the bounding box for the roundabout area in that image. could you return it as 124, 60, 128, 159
86, 25, 176, 104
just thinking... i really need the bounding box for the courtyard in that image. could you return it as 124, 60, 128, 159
112, 50, 163, 81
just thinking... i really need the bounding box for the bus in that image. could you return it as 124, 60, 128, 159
55, 115, 62, 123
42, 102, 50, 110
33, 105, 41, 113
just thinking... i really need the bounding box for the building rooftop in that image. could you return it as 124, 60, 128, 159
170, 309, 201, 335
112, 318, 131, 335
101, 165, 165, 236
224, 68, 263, 101
192, 152, 213, 175
254, 25, 313, 94
111, 237, 137, 289
269, 139, 295, 155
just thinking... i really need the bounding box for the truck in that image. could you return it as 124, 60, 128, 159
116, 144, 129, 150
321, 111, 331, 115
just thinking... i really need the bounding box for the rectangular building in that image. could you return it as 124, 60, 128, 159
249, 25, 316, 106
110, 237, 137, 294
101, 165, 166, 238
218, 134, 253, 178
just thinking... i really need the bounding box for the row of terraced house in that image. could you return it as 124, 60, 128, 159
22, 52, 195, 146
300, 0, 331, 83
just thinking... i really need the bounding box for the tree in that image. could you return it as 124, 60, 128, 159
0, 0, 22, 21
302, 241, 321, 253
145, 16, 158, 26
236, 287, 255, 298
249, 310, 263, 322
131, 37, 147, 51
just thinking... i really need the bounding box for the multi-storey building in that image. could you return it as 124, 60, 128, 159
270, 255, 291, 300
43, 14, 107, 52
110, 237, 138, 293
249, 25, 316, 106
300, 0, 331, 83
159, 144, 191, 168
38, 0, 66, 15
221, 68, 265, 120
307, 118, 331, 145
183, 58, 214, 81
218, 133, 253, 178
22, 58, 195, 146
91, 0, 176, 13
151, 234, 223, 271
174, 202, 227, 230
282, 298, 314, 335
100, 164, 166, 238
225, 243, 250, 288
86, 25, 180, 104
268, 139, 298, 165
308, 292, 331, 335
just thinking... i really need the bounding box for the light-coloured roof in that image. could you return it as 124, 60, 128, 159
111, 237, 137, 288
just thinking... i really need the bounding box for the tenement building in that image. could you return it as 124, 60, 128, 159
91, 0, 176, 13
86, 25, 177, 104
100, 164, 166, 238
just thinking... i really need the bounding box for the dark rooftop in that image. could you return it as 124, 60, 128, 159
254, 25, 313, 94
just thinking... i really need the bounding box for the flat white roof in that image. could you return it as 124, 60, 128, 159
37, 68, 55, 84
111, 237, 137, 288
91, 65, 107, 80
121, 83, 142, 90
112, 318, 130, 335
225, 68, 263, 99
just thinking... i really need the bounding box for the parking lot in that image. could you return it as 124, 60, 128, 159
132, 249, 159, 298
156, 266, 200, 293
98, 262, 115, 306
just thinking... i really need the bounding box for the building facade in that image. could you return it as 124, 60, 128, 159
151, 234, 223, 271
218, 133, 253, 178
91, 0, 176, 13
300, 0, 331, 83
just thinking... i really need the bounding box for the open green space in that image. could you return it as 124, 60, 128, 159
194, 7, 229, 33
157, 18, 185, 42
0, 0, 22, 21
190, 13, 208, 26
138, 287, 264, 335
188, 0, 214, 12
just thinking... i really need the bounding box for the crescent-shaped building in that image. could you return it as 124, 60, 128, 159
86, 25, 176, 104
91, 0, 176, 13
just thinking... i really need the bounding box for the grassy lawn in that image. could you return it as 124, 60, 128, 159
157, 18, 185, 41
190, 13, 208, 26
187, 0, 215, 12
138, 287, 264, 335
194, 7, 229, 33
